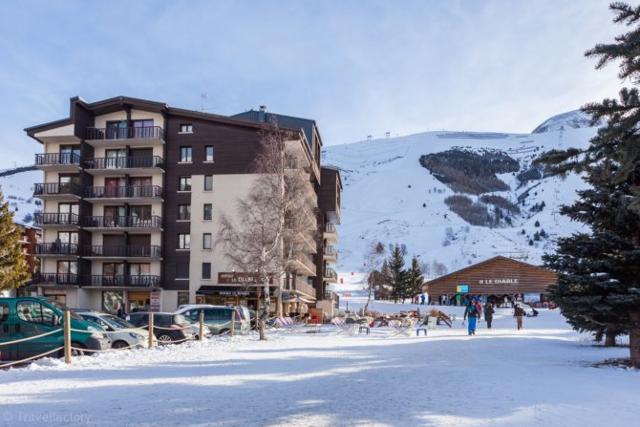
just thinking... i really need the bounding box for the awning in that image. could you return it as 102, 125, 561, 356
197, 285, 276, 297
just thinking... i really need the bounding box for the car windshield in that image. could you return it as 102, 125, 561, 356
101, 314, 135, 329
49, 301, 83, 320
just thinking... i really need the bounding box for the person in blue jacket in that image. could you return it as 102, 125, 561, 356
463, 300, 480, 335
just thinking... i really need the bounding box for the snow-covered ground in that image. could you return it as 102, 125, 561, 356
1, 308, 638, 427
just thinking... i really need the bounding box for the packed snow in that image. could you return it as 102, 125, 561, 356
0, 307, 638, 427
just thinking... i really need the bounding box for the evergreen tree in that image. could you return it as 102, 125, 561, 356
404, 257, 425, 300
388, 244, 406, 303
537, 2, 640, 366
0, 190, 30, 291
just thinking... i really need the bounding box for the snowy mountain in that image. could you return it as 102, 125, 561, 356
0, 169, 41, 226
324, 112, 597, 281
531, 109, 595, 133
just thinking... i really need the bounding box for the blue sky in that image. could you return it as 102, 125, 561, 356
0, 0, 623, 167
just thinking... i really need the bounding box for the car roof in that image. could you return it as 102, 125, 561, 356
176, 304, 232, 311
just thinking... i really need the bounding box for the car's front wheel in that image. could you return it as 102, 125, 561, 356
112, 340, 129, 349
70, 342, 86, 356
157, 334, 173, 344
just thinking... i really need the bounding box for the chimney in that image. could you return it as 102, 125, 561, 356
259, 105, 267, 112
258, 105, 267, 122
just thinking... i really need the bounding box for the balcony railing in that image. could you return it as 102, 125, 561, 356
295, 281, 316, 297
36, 242, 80, 256
324, 246, 338, 256
83, 245, 161, 258
323, 267, 337, 281
32, 273, 79, 285
84, 185, 163, 199
87, 275, 161, 287
82, 215, 162, 229
85, 126, 164, 141
34, 182, 82, 197
34, 212, 80, 226
325, 223, 337, 234
84, 156, 164, 170
35, 153, 80, 166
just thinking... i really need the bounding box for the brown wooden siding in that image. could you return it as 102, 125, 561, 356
424, 256, 557, 297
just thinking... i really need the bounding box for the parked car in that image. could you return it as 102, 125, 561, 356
175, 305, 251, 335
0, 297, 110, 361
126, 312, 195, 344
77, 311, 155, 349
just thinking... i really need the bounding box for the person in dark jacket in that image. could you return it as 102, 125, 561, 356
514, 304, 525, 330
484, 302, 495, 329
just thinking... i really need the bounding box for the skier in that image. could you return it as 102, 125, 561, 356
463, 300, 479, 336
514, 304, 525, 330
484, 302, 495, 329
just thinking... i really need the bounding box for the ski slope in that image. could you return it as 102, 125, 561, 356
323, 121, 595, 290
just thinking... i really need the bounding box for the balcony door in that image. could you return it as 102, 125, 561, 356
129, 235, 151, 257
130, 177, 152, 197
58, 203, 79, 224
105, 149, 127, 169
106, 120, 127, 140
104, 178, 125, 198
132, 119, 153, 138
56, 260, 77, 283
59, 145, 80, 164
130, 263, 151, 286
103, 263, 125, 285
104, 205, 126, 227
130, 148, 153, 168
57, 231, 78, 245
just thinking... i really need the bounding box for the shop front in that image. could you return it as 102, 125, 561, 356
196, 285, 277, 312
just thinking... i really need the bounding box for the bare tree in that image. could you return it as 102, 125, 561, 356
362, 241, 385, 313
218, 122, 317, 340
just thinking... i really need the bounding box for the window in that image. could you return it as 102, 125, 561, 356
176, 263, 189, 279
203, 233, 212, 249
17, 301, 56, 325
179, 176, 192, 191
178, 204, 191, 220
180, 146, 192, 162
204, 175, 213, 191
178, 234, 191, 249
202, 262, 211, 279
205, 146, 214, 162
179, 124, 193, 134
203, 204, 212, 221
177, 291, 189, 306
0, 303, 8, 323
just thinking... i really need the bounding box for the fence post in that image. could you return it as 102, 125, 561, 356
148, 312, 154, 348
230, 309, 235, 337
199, 311, 204, 341
64, 310, 71, 364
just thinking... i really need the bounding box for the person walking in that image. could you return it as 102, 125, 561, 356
484, 302, 495, 329
463, 301, 479, 336
514, 304, 525, 330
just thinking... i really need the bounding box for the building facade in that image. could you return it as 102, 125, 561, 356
25, 96, 341, 315
423, 256, 557, 305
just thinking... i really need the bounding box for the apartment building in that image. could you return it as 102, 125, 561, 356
25, 96, 340, 315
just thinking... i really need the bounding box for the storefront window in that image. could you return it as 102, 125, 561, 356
103, 291, 125, 315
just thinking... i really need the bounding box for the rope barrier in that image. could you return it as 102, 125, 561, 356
0, 346, 64, 369
0, 328, 64, 347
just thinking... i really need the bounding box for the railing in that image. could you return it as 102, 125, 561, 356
82, 215, 162, 229
34, 182, 82, 197
32, 273, 80, 285
84, 156, 164, 170
324, 246, 338, 256
87, 275, 161, 287
36, 242, 80, 255
296, 281, 316, 297
83, 245, 161, 258
35, 153, 80, 166
324, 267, 337, 280
85, 126, 164, 141
325, 223, 337, 233
293, 254, 316, 274
84, 185, 163, 199
34, 212, 80, 226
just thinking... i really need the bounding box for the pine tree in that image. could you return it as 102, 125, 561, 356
0, 190, 30, 291
388, 244, 406, 303
404, 257, 425, 300
537, 2, 640, 366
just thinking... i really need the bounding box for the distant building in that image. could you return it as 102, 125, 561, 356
423, 256, 557, 305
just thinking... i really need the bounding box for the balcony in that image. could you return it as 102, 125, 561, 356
86, 275, 161, 288
35, 153, 81, 171
35, 242, 80, 257
83, 245, 162, 260
324, 245, 338, 262
84, 185, 163, 201
82, 215, 162, 231
295, 281, 317, 299
32, 273, 80, 286
323, 267, 338, 283
34, 212, 80, 228
324, 223, 337, 242
85, 126, 164, 147
34, 182, 82, 200
84, 156, 164, 175
288, 254, 317, 277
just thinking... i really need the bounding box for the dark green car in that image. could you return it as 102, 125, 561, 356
0, 297, 110, 362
